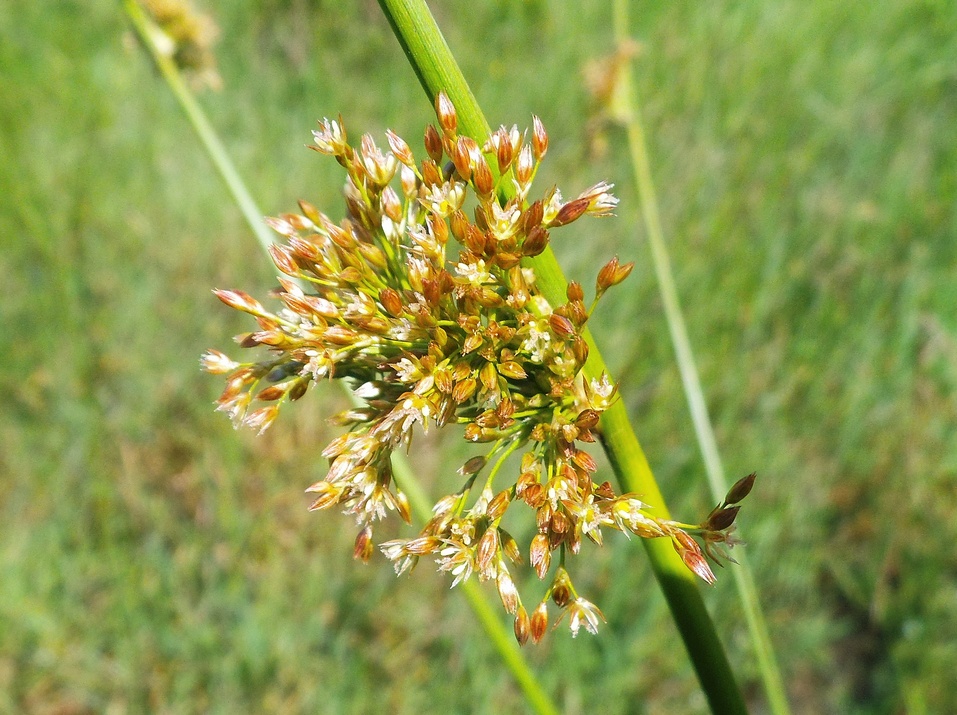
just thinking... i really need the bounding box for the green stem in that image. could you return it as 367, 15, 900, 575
377, 0, 747, 712
611, 2, 790, 713
123, 4, 558, 714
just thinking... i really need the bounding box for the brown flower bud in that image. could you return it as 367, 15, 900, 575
424, 124, 443, 163
530, 533, 551, 579
532, 115, 548, 160
530, 601, 548, 643
707, 505, 741, 532
550, 569, 572, 607
479, 361, 499, 392
726, 472, 756, 504
353, 526, 374, 562
473, 154, 494, 198
500, 529, 522, 564
256, 384, 286, 402
496, 131, 514, 173
522, 226, 548, 257
297, 199, 322, 225
572, 336, 590, 365
575, 409, 600, 430
487, 489, 512, 521
452, 136, 473, 180
450, 210, 469, 243
385, 129, 414, 166
673, 532, 716, 585
421, 158, 441, 186
435, 92, 457, 135
453, 377, 477, 404
379, 287, 404, 317
288, 379, 309, 401
551, 197, 590, 227
214, 289, 265, 316
464, 224, 486, 254
549, 313, 576, 338
514, 606, 530, 646
571, 449, 598, 473
477, 528, 499, 574
596, 256, 635, 296
497, 569, 520, 614
395, 490, 412, 524
268, 244, 299, 276
497, 361, 528, 380
564, 282, 583, 304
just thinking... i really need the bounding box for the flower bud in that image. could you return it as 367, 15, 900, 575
435, 92, 457, 135
424, 124, 443, 163
532, 115, 548, 160
353, 525, 374, 562
530, 601, 548, 643
514, 606, 530, 646
725, 472, 756, 504
530, 533, 551, 579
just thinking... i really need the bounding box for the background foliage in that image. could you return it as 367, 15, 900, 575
2, 1, 955, 713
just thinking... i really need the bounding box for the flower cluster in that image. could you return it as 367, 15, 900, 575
204, 94, 750, 644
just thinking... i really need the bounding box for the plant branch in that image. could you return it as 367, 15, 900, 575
610, 1, 790, 712
377, 0, 746, 712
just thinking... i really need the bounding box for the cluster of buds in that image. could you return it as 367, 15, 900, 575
204, 94, 751, 643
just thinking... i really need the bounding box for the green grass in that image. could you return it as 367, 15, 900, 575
2, 1, 955, 712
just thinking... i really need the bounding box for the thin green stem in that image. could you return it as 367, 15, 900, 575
611, 2, 790, 713
377, 0, 746, 712
123, 4, 558, 714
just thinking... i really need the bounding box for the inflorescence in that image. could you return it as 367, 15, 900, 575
204, 94, 751, 644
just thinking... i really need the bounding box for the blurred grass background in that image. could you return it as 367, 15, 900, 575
2, 0, 955, 713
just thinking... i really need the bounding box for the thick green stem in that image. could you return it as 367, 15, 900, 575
610, 2, 790, 712
378, 0, 747, 712
123, 4, 558, 714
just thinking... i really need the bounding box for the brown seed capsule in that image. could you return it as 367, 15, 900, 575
354, 526, 374, 562
551, 197, 590, 227
473, 155, 494, 198
477, 528, 499, 574
450, 210, 469, 243
549, 313, 576, 338
487, 489, 512, 521
566, 281, 585, 303
530, 601, 548, 643
550, 570, 572, 608
530, 533, 551, 579
379, 287, 404, 317
435, 92, 457, 135
522, 226, 548, 257
532, 115, 548, 161
424, 124, 443, 163
725, 472, 757, 504
421, 158, 442, 186
395, 490, 412, 524
572, 336, 590, 365
500, 529, 522, 564
453, 377, 477, 404
674, 531, 716, 585
385, 129, 414, 166
514, 606, 530, 646
707, 505, 741, 532
452, 136, 473, 180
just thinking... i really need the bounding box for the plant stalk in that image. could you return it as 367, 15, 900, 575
377, 0, 747, 712
610, 1, 790, 712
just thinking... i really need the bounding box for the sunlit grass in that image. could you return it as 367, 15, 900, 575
2, 1, 955, 712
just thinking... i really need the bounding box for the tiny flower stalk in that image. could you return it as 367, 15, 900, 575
205, 98, 751, 645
